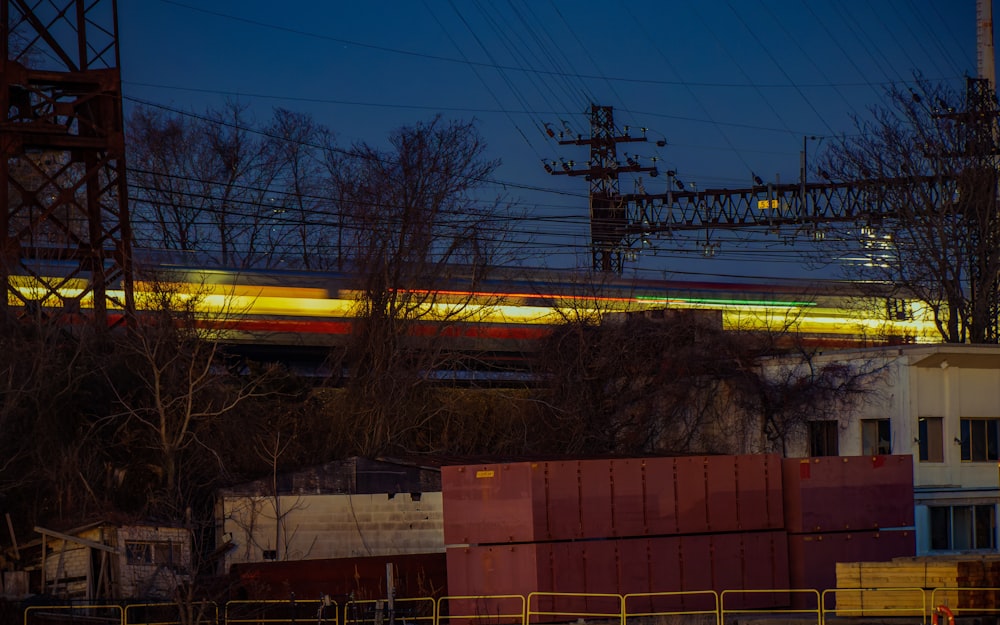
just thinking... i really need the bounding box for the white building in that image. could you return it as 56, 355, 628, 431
771, 344, 1000, 556
215, 457, 444, 574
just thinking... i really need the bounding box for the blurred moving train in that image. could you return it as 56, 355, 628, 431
11, 257, 940, 376
144, 261, 936, 340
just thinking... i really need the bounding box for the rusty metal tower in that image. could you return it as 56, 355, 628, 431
1, 0, 133, 329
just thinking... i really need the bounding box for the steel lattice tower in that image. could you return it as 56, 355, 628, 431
1, 0, 133, 329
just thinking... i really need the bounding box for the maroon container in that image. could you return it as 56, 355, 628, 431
617, 537, 652, 612
549, 541, 586, 594
740, 530, 791, 609
787, 529, 915, 602
446, 543, 554, 598
648, 536, 685, 612
645, 457, 680, 535
546, 461, 583, 541
582, 540, 622, 615
442, 463, 548, 545
579, 459, 614, 539
735, 454, 783, 531
705, 455, 739, 533
679, 533, 714, 594
782, 455, 914, 533
711, 532, 744, 593
231, 552, 448, 600
674, 457, 711, 534
611, 458, 646, 537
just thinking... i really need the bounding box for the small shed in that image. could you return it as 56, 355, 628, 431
31, 522, 192, 600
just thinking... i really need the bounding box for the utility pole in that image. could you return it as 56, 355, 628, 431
1, 0, 134, 331
547, 105, 657, 273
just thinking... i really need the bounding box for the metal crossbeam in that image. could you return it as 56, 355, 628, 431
1, 0, 134, 329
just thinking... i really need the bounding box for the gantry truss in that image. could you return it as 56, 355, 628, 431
1, 0, 133, 329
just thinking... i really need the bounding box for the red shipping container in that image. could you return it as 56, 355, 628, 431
675, 457, 711, 535
705, 455, 739, 533
549, 541, 586, 594
787, 529, 915, 600
546, 461, 583, 541
711, 533, 744, 593
579, 459, 614, 539
645, 457, 680, 535
617, 537, 652, 612
446, 543, 553, 598
442, 463, 549, 545
735, 454, 783, 531
782, 455, 914, 533
679, 533, 714, 602
739, 530, 790, 609
611, 459, 646, 537
582, 540, 622, 615
648, 536, 685, 613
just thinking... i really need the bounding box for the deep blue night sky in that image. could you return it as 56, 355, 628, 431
117, 1, 985, 280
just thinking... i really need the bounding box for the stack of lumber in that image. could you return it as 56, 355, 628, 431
835, 557, 1000, 617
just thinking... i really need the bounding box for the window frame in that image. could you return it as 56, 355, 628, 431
124, 539, 181, 567
808, 420, 839, 457
918, 417, 944, 462
861, 418, 892, 455
960, 418, 1000, 462
929, 504, 997, 551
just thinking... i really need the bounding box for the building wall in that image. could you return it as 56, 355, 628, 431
40, 525, 191, 600
220, 491, 444, 571
110, 526, 192, 599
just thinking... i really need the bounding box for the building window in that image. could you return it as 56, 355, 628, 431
930, 505, 996, 551
125, 540, 181, 566
960, 418, 1000, 462
809, 420, 839, 457
918, 417, 944, 462
862, 419, 892, 455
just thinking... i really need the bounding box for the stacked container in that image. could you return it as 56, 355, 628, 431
782, 456, 915, 605
443, 455, 789, 614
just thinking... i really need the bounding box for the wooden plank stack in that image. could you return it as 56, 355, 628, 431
836, 557, 1000, 616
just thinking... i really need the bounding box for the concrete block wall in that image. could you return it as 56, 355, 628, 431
221, 491, 444, 570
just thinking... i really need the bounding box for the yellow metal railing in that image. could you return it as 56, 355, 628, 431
225, 598, 335, 625
525, 591, 622, 625
624, 590, 720, 625
721, 589, 820, 625
435, 594, 525, 625
820, 587, 927, 625
344, 597, 435, 625
931, 586, 1000, 619
22, 586, 1000, 625
24, 603, 124, 625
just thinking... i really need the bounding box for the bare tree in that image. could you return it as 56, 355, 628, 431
261, 108, 341, 269
128, 102, 339, 269
103, 273, 282, 516
819, 76, 1000, 343
533, 293, 891, 456
324, 116, 515, 456
729, 345, 890, 455
533, 309, 736, 455
0, 322, 113, 525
